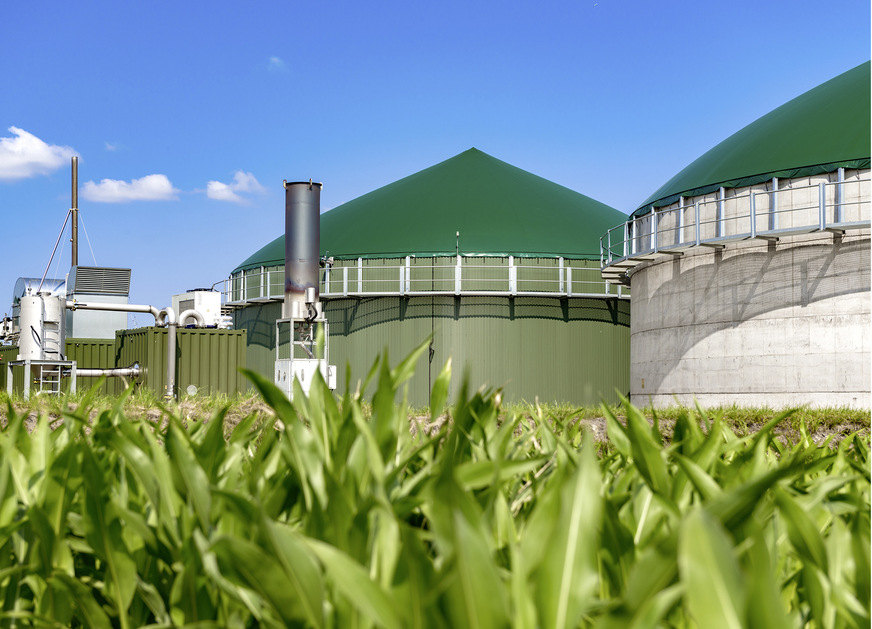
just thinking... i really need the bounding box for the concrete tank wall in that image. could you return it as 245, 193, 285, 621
629, 229, 870, 408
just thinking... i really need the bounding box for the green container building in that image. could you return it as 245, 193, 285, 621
1, 330, 246, 398
227, 148, 630, 406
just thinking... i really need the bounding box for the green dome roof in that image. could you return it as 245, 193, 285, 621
234, 148, 626, 273
635, 61, 871, 216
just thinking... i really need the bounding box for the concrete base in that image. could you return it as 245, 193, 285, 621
630, 231, 870, 409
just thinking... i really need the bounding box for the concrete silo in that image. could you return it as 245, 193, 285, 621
225, 148, 630, 406
600, 63, 870, 408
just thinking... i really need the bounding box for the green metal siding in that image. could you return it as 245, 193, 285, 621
116, 327, 248, 397
0, 345, 22, 394
235, 295, 629, 407
2, 339, 118, 396
64, 338, 119, 395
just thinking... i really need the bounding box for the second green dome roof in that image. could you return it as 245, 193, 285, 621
234, 148, 626, 273
635, 61, 871, 216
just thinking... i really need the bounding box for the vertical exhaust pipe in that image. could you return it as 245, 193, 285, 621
283, 180, 322, 319
71, 157, 78, 267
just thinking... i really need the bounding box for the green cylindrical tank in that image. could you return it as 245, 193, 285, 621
230, 149, 630, 406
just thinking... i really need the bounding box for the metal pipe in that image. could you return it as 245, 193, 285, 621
283, 180, 322, 319
178, 309, 205, 327
77, 366, 141, 378
162, 307, 177, 400
64, 301, 180, 399
66, 300, 161, 321
71, 156, 78, 267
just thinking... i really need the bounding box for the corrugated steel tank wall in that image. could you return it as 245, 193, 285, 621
235, 295, 629, 407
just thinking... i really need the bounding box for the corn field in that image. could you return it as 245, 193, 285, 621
0, 341, 869, 628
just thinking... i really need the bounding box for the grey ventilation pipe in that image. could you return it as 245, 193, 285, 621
283, 180, 322, 319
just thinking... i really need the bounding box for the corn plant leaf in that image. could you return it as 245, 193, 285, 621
429, 462, 509, 629
624, 401, 670, 497
673, 453, 723, 501
774, 487, 828, 572
80, 447, 137, 627
533, 432, 602, 629
454, 456, 548, 491
53, 573, 113, 628
305, 538, 404, 629
212, 534, 320, 626
678, 509, 745, 629
166, 420, 213, 533
261, 519, 325, 628
430, 357, 452, 424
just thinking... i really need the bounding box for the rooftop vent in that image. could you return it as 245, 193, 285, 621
70, 266, 131, 296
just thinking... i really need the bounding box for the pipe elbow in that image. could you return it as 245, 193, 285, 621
178, 309, 205, 328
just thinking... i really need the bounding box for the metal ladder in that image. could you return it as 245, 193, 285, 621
35, 364, 63, 395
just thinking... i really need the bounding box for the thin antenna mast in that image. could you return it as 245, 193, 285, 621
71, 156, 78, 267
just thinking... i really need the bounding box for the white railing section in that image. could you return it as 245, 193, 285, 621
600, 175, 871, 276
215, 256, 628, 306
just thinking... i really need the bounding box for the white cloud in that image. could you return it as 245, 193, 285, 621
0, 127, 76, 181
81, 174, 179, 202
104, 142, 118, 151
206, 170, 265, 203
268, 56, 286, 72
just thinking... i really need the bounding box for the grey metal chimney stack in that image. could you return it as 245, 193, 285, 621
283, 180, 322, 319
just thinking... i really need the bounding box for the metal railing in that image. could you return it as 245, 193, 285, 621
600, 175, 871, 277
215, 256, 628, 306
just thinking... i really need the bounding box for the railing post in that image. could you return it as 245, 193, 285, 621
770, 177, 778, 231
717, 187, 725, 238
606, 230, 611, 264
357, 258, 363, 293
678, 196, 685, 245
819, 182, 827, 230
695, 202, 701, 246
652, 208, 658, 253
455, 255, 462, 295
566, 265, 572, 297
323, 265, 330, 296
558, 257, 564, 293
260, 266, 265, 298
508, 256, 516, 295
405, 256, 411, 293
836, 167, 845, 223
399, 261, 405, 296
343, 266, 348, 297
623, 222, 629, 258
750, 191, 756, 238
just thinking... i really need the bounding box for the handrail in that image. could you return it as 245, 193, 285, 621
600, 176, 871, 278
215, 257, 629, 306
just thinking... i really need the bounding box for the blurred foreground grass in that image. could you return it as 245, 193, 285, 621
0, 342, 869, 627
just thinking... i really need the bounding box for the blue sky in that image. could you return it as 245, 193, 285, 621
1, 0, 868, 314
